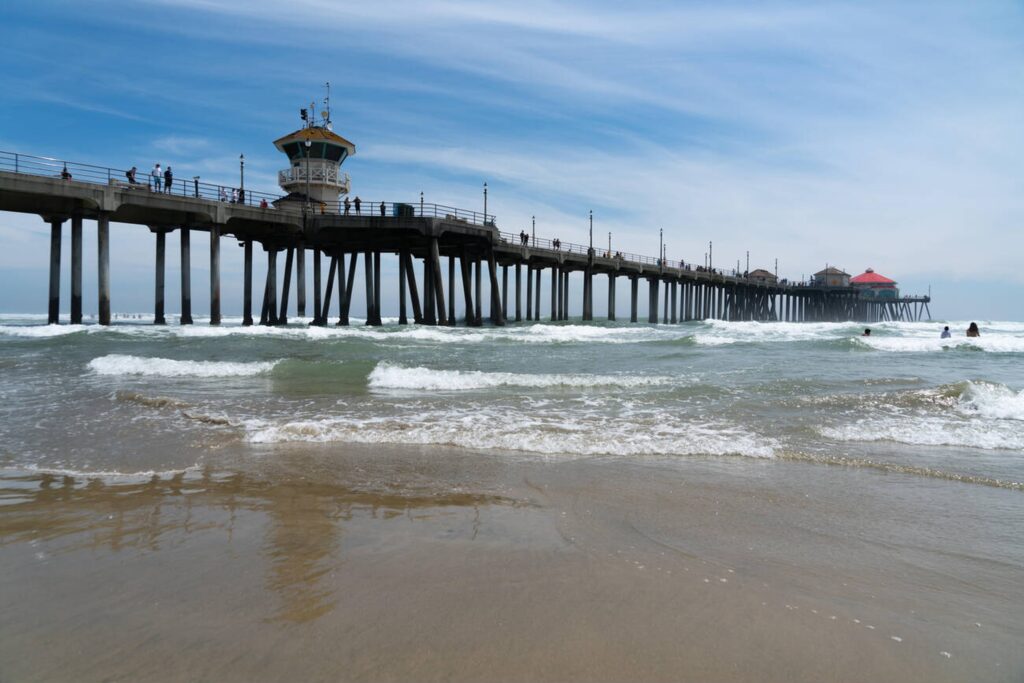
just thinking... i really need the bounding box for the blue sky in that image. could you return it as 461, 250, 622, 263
1, 0, 1022, 320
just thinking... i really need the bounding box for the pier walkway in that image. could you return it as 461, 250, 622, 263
0, 151, 930, 326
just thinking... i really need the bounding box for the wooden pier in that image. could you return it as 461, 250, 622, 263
0, 151, 931, 327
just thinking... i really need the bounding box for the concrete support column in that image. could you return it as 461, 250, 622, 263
48, 218, 62, 324
365, 250, 376, 325
153, 228, 167, 325
340, 252, 357, 326
670, 282, 677, 323
423, 255, 436, 325
321, 255, 337, 322
649, 279, 659, 324
534, 268, 541, 321
313, 249, 322, 324
582, 268, 592, 321
550, 267, 558, 322
180, 227, 193, 325
398, 250, 408, 325
430, 240, 447, 326
563, 269, 570, 321
448, 256, 456, 326
526, 265, 533, 321
267, 250, 278, 325
474, 260, 482, 325
243, 240, 253, 326
515, 263, 522, 322
71, 215, 83, 324
487, 250, 504, 326
97, 214, 111, 326
630, 276, 638, 323
501, 265, 509, 321
663, 281, 669, 323
296, 248, 306, 318
607, 274, 616, 321
459, 252, 474, 326
209, 226, 221, 325
373, 252, 383, 325
278, 247, 294, 325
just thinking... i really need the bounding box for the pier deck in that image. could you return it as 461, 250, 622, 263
0, 151, 930, 326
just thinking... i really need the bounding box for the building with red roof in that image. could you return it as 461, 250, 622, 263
850, 268, 899, 298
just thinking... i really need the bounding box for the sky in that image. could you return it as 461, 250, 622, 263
0, 0, 1022, 320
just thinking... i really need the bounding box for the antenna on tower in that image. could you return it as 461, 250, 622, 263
323, 81, 332, 130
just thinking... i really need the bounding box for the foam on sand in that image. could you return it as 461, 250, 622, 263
88, 354, 280, 378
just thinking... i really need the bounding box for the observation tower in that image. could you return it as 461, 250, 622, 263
274, 89, 355, 213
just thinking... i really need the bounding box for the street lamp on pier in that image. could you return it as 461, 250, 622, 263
483, 182, 488, 224
532, 215, 535, 246
420, 191, 424, 216
659, 228, 663, 266
589, 210, 593, 250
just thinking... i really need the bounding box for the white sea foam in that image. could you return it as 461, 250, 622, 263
88, 354, 280, 378
241, 408, 776, 458
957, 382, 1024, 421
367, 362, 676, 391
0, 324, 89, 338
857, 336, 1024, 353
820, 416, 1024, 450
10, 463, 202, 482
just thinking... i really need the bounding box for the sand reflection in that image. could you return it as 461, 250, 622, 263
0, 468, 519, 624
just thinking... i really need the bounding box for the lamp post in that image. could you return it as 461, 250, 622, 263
420, 191, 424, 216
709, 241, 713, 271
192, 176, 199, 199
746, 250, 749, 274
607, 231, 611, 256
589, 210, 593, 250
483, 182, 488, 224
239, 154, 245, 191
531, 215, 535, 246
659, 228, 663, 266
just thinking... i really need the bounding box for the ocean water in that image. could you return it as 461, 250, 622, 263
1, 314, 1022, 490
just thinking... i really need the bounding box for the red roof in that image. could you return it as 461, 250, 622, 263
851, 268, 896, 285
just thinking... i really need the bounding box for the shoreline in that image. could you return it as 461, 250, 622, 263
2, 445, 1021, 682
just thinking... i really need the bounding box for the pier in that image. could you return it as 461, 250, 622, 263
0, 150, 931, 327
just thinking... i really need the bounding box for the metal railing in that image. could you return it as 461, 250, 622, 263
0, 150, 283, 208
0, 149, 930, 299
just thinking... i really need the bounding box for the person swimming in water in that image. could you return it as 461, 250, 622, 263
941, 326, 951, 339
966, 322, 980, 338
862, 328, 871, 337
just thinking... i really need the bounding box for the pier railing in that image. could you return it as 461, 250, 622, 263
0, 150, 498, 226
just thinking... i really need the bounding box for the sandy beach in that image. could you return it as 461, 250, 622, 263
2, 443, 1020, 682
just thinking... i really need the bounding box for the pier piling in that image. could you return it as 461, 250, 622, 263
71, 215, 82, 324
180, 228, 193, 325
47, 218, 61, 324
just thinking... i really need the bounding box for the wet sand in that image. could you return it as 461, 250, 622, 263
1, 445, 1022, 682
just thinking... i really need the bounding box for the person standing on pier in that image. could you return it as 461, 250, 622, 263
151, 163, 162, 192
164, 166, 173, 194
344, 197, 351, 215
60, 165, 72, 180
379, 201, 386, 217
354, 196, 362, 215
126, 166, 138, 184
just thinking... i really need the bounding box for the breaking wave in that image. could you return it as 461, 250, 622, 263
241, 408, 777, 459
89, 354, 280, 378
367, 362, 677, 391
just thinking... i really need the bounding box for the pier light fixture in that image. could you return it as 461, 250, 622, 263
192, 176, 199, 198
239, 154, 245, 193
420, 191, 424, 216
608, 231, 611, 255
483, 182, 488, 223
659, 228, 663, 266
532, 215, 535, 246
589, 210, 593, 250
